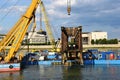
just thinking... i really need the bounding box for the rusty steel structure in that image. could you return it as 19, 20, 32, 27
61, 26, 83, 64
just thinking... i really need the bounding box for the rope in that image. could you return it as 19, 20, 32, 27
0, 0, 20, 23
40, 4, 43, 31
52, 25, 59, 39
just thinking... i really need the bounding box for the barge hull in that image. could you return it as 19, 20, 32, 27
0, 63, 20, 72
84, 60, 120, 65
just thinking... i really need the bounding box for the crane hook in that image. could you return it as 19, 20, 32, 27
67, 0, 71, 15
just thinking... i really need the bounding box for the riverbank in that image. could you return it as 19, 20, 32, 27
5, 44, 120, 52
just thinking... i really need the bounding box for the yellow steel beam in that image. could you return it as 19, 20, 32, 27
0, 18, 24, 52
4, 0, 40, 62
40, 1, 55, 46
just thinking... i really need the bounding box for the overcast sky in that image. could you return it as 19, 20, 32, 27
0, 0, 120, 39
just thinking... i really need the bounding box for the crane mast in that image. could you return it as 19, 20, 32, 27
40, 1, 56, 50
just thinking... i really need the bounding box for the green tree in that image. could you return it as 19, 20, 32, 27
95, 39, 99, 44
91, 39, 95, 44
102, 38, 107, 44
92, 38, 118, 44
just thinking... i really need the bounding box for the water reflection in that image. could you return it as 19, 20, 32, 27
0, 71, 23, 80
0, 65, 120, 80
62, 65, 82, 80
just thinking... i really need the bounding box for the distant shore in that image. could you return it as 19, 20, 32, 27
5, 44, 120, 52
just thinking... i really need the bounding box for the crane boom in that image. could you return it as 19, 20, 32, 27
0, 0, 41, 62
0, 0, 70, 62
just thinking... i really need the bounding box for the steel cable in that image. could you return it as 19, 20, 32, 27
0, 0, 20, 23
0, 0, 9, 10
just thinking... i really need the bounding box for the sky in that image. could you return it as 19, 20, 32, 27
0, 0, 120, 40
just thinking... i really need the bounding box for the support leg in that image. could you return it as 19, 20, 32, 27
62, 52, 67, 64
79, 52, 84, 65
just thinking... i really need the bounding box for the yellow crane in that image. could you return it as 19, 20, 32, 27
0, 0, 71, 63
0, 0, 40, 62
40, 1, 58, 52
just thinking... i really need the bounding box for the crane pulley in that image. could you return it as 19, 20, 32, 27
67, 0, 71, 15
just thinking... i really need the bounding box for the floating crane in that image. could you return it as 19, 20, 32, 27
0, 0, 71, 63
0, 0, 40, 63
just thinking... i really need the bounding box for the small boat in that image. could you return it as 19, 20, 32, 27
0, 63, 20, 72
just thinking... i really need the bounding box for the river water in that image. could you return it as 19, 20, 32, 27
0, 64, 120, 80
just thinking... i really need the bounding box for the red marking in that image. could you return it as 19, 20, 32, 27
0, 68, 20, 72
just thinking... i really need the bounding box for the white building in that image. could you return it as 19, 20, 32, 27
91, 31, 107, 40
82, 32, 91, 45
82, 31, 108, 45
0, 31, 108, 45
0, 31, 48, 44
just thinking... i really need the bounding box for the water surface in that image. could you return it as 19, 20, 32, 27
0, 65, 120, 80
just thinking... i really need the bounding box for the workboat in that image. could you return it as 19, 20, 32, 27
21, 51, 62, 65
21, 51, 76, 66
83, 49, 120, 65
21, 49, 120, 66
0, 63, 20, 72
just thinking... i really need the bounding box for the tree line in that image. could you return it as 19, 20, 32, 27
91, 38, 118, 44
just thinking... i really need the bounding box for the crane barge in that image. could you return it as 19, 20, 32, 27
0, 0, 47, 72
0, 0, 73, 72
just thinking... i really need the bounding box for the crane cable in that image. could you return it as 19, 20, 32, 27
0, 0, 20, 23
52, 26, 59, 39
39, 4, 43, 32
0, 0, 9, 10
51, 26, 61, 49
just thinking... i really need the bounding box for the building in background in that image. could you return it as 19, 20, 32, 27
82, 32, 91, 45
82, 31, 107, 45
0, 31, 48, 45
91, 31, 107, 40
0, 34, 6, 42
0, 31, 107, 45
